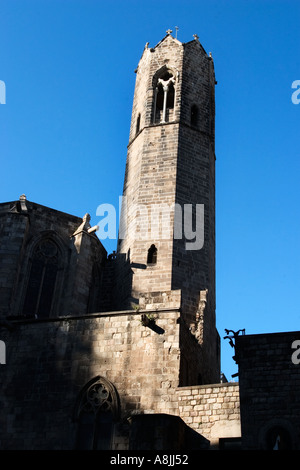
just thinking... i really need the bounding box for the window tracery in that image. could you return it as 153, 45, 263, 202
153, 70, 175, 124
74, 376, 120, 450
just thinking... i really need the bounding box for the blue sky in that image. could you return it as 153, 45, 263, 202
1, 0, 299, 380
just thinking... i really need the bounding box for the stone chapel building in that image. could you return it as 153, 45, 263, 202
1, 31, 299, 451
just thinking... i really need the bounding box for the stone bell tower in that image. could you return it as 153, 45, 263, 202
115, 31, 219, 384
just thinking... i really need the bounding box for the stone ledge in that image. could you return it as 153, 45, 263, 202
176, 382, 239, 392
5, 306, 181, 325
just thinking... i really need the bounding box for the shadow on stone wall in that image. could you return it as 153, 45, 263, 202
128, 413, 209, 450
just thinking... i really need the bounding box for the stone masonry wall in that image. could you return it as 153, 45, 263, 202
0, 199, 107, 319
0, 308, 182, 449
176, 382, 241, 448
236, 331, 300, 450
0, 307, 240, 450
0, 209, 29, 318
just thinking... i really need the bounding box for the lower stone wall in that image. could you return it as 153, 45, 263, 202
0, 308, 182, 449
176, 382, 241, 448
128, 414, 210, 450
0, 308, 240, 450
236, 331, 300, 450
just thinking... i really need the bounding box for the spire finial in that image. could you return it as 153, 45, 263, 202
193, 33, 199, 41
166, 29, 173, 35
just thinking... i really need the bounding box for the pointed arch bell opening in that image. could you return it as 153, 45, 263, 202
152, 67, 176, 124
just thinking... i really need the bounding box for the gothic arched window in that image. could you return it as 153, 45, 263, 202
147, 244, 157, 265
74, 376, 120, 450
153, 70, 175, 124
22, 238, 60, 318
265, 426, 292, 450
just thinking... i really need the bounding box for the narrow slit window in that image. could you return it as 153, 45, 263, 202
136, 113, 141, 134
191, 105, 198, 127
147, 244, 157, 264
